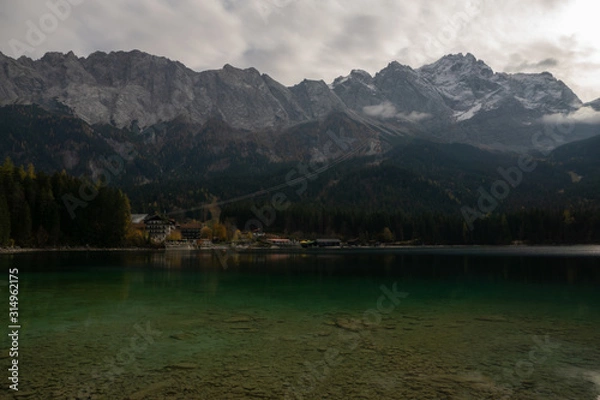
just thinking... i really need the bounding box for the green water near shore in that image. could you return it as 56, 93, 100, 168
1, 248, 600, 399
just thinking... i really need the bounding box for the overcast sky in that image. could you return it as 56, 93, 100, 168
1, 0, 598, 101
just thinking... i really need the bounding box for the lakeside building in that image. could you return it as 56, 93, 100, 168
315, 239, 342, 248
144, 214, 176, 243
179, 223, 203, 241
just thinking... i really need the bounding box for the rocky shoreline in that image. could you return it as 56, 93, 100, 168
0, 246, 154, 254
1, 243, 598, 256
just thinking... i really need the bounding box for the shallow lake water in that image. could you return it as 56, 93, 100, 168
1, 247, 600, 399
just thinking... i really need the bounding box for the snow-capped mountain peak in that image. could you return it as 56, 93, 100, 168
415, 53, 581, 118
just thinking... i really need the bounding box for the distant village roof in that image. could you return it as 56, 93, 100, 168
143, 213, 175, 224
131, 214, 149, 224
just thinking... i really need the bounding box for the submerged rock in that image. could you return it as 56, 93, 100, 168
335, 318, 364, 332
224, 316, 253, 323
167, 362, 198, 370
127, 379, 174, 400
474, 315, 508, 323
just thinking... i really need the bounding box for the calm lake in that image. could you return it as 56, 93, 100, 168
2, 247, 600, 399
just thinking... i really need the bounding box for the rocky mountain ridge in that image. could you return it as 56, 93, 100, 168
0, 50, 598, 157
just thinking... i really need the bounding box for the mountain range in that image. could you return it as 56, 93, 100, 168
0, 50, 599, 214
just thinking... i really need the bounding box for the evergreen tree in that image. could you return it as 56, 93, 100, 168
0, 192, 10, 246
0, 157, 14, 180
36, 180, 60, 246
13, 202, 32, 246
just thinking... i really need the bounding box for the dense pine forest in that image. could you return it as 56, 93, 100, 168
218, 202, 600, 245
0, 158, 131, 247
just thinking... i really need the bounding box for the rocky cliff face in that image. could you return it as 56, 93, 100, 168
0, 50, 327, 130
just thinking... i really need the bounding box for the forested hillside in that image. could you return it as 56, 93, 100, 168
0, 158, 131, 247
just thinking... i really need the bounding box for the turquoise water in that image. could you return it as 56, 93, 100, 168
1, 247, 600, 399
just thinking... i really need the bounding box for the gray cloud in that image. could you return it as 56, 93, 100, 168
0, 0, 597, 101
363, 102, 399, 119
505, 58, 559, 72
541, 108, 600, 125
363, 102, 431, 122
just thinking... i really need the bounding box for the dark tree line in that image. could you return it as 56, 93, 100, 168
221, 201, 600, 245
0, 158, 131, 247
